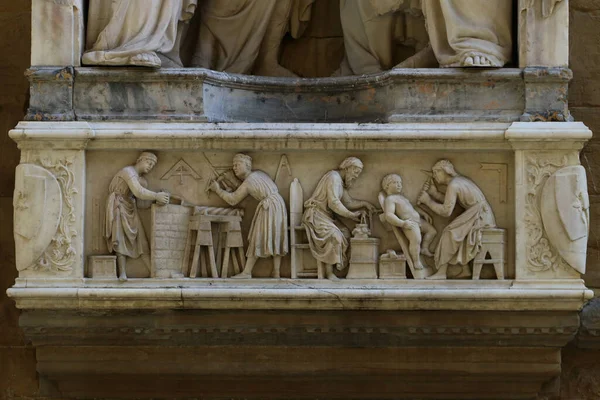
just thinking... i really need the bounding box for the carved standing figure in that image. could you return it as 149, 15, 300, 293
105, 152, 170, 281
209, 154, 288, 278
191, 0, 315, 76
302, 157, 377, 280
380, 174, 437, 270
84, 0, 197, 67
417, 160, 496, 279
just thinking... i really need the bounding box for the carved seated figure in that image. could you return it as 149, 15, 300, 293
302, 157, 377, 280
191, 0, 315, 76
338, 0, 513, 75
105, 152, 170, 281
380, 174, 437, 271
84, 0, 197, 68
417, 160, 497, 280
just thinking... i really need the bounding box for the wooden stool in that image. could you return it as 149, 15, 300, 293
182, 215, 218, 278
217, 219, 246, 278
472, 228, 506, 280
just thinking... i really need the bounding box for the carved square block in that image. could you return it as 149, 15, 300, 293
347, 238, 380, 279
88, 255, 117, 279
379, 251, 407, 279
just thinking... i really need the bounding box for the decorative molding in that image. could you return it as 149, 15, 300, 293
35, 157, 78, 272
524, 155, 569, 273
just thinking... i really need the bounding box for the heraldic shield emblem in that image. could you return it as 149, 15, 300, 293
13, 164, 62, 271
541, 165, 590, 274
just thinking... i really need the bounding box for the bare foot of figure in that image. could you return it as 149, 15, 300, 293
129, 52, 162, 68
270, 270, 281, 279
395, 45, 439, 69
231, 272, 252, 279
421, 248, 434, 257
326, 264, 341, 281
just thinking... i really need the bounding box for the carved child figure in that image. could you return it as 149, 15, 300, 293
209, 154, 288, 278
381, 174, 436, 270
105, 152, 170, 281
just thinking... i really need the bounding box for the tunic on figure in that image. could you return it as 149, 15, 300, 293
104, 166, 150, 259
237, 171, 288, 258
302, 170, 350, 268
434, 176, 496, 268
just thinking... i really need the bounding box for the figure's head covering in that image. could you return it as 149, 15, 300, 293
432, 159, 458, 177
136, 151, 158, 165
382, 174, 402, 192
233, 153, 252, 167
339, 157, 363, 170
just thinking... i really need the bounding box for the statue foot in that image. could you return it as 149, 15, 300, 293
231, 272, 252, 279
129, 52, 162, 68
270, 271, 281, 279
460, 53, 502, 68
421, 249, 434, 257
425, 270, 447, 280
326, 272, 341, 281
452, 266, 472, 279
118, 273, 128, 282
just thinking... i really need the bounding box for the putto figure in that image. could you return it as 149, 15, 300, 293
209, 154, 288, 278
417, 160, 496, 279
380, 173, 437, 270
302, 157, 377, 280
105, 152, 170, 281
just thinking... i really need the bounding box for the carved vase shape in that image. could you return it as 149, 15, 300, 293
540, 165, 589, 274
13, 164, 62, 271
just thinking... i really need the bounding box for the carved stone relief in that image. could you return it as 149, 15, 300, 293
524, 155, 573, 274
85, 151, 519, 281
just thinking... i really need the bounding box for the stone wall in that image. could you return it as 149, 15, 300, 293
0, 1, 38, 399
1, 0, 600, 398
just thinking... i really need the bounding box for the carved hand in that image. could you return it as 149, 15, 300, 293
209, 180, 221, 192
362, 201, 377, 213
404, 220, 419, 231
155, 192, 170, 206
351, 210, 365, 222
417, 191, 430, 205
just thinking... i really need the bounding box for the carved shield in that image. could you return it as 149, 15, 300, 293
13, 164, 62, 271
541, 165, 589, 274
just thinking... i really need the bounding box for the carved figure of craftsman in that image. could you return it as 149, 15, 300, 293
417, 160, 496, 280
209, 154, 288, 278
381, 173, 437, 270
105, 152, 170, 281
302, 157, 377, 280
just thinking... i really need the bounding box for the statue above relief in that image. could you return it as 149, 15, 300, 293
82, 0, 512, 75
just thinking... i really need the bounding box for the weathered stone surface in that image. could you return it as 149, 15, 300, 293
569, 1, 600, 107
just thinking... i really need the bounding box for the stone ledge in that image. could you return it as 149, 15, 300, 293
7, 280, 592, 311
24, 67, 573, 123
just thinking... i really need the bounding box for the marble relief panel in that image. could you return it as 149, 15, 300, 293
85, 150, 515, 280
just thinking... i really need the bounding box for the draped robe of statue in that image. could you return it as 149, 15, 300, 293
302, 171, 351, 268
105, 166, 152, 259
421, 0, 513, 67
434, 176, 497, 268
339, 0, 428, 75
84, 0, 197, 67
191, 0, 315, 75
339, 0, 513, 74
217, 171, 288, 258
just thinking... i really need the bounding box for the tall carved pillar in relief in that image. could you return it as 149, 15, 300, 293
11, 124, 89, 281
508, 122, 591, 280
